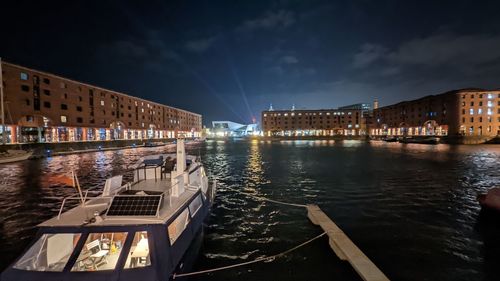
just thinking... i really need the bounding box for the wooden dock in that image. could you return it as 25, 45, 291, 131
307, 204, 390, 281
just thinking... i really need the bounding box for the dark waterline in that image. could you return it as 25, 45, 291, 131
1, 140, 500, 281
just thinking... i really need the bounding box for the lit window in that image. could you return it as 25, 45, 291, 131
469, 109, 474, 115
488, 108, 493, 115
13, 233, 81, 271
263, 114, 267, 117
124, 231, 151, 269
72, 232, 128, 271
141, 108, 144, 113
189, 194, 203, 217
488, 94, 493, 99
20, 72, 29, 80
478, 108, 482, 115
61, 116, 67, 123
488, 101, 493, 107
101, 100, 105, 106
168, 208, 190, 245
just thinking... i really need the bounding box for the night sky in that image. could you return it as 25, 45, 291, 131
2, 0, 500, 125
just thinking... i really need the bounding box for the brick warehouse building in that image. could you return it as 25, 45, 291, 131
370, 89, 500, 138
261, 107, 366, 137
0, 61, 202, 143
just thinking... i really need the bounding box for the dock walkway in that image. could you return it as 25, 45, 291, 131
307, 204, 390, 281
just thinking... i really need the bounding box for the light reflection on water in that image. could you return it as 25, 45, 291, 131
1, 140, 500, 281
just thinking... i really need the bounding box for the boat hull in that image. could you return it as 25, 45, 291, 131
398, 137, 440, 144
0, 152, 32, 164
478, 190, 500, 212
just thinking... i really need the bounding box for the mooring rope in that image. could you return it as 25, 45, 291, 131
172, 231, 326, 278
225, 186, 308, 208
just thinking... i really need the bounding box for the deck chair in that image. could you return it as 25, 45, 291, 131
87, 239, 109, 270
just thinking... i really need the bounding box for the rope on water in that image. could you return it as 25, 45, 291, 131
172, 231, 326, 278
225, 186, 308, 208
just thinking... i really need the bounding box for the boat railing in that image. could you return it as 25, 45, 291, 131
57, 186, 114, 220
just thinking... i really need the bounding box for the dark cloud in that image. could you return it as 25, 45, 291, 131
280, 55, 299, 64
240, 9, 296, 31
352, 43, 388, 68
185, 36, 217, 53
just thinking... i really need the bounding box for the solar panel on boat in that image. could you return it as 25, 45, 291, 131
106, 195, 162, 216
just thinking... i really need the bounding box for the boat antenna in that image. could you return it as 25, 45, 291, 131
72, 170, 85, 205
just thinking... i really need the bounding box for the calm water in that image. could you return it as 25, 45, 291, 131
1, 140, 500, 281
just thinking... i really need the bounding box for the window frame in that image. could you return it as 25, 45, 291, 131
20, 72, 29, 80
8, 227, 151, 273
167, 207, 191, 246
122, 230, 153, 270
70, 231, 129, 272
12, 231, 83, 272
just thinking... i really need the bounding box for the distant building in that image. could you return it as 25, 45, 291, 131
261, 108, 366, 137
211, 121, 259, 137
0, 61, 202, 143
369, 89, 500, 137
338, 103, 372, 113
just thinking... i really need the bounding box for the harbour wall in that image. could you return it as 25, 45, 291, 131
0, 138, 184, 157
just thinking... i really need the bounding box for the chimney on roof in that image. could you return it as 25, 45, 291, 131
269, 103, 274, 111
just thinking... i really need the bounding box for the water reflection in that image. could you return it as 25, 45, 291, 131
1, 141, 500, 281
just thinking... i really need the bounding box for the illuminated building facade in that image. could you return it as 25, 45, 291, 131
262, 108, 365, 137
211, 121, 259, 137
370, 89, 500, 137
0, 61, 202, 143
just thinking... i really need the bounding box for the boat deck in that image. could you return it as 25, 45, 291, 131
39, 178, 198, 227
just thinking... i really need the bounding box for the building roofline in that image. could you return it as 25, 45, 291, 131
262, 108, 362, 112
376, 88, 499, 109
2, 60, 201, 117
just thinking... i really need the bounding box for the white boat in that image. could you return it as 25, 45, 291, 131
0, 150, 32, 164
143, 141, 168, 147
1, 138, 216, 281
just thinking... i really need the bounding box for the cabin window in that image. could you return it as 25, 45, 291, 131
124, 231, 151, 269
189, 194, 203, 217
167, 208, 190, 245
13, 233, 81, 272
71, 232, 127, 271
